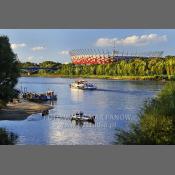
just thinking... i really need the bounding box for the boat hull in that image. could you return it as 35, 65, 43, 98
71, 116, 95, 123
70, 84, 97, 90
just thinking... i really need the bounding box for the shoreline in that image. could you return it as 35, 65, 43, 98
0, 101, 53, 120
21, 74, 170, 81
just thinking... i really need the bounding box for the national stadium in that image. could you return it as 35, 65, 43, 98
69, 48, 164, 65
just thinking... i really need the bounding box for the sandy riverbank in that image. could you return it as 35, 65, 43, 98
0, 101, 53, 120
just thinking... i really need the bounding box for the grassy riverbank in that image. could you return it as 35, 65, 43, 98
116, 81, 175, 144
21, 73, 175, 81
0, 101, 53, 120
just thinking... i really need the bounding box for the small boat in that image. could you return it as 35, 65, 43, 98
71, 111, 95, 123
70, 80, 97, 90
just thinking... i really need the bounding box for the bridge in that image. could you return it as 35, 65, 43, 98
21, 67, 58, 74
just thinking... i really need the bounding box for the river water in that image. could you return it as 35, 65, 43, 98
0, 77, 164, 145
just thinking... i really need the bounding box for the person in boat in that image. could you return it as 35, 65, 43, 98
75, 111, 83, 117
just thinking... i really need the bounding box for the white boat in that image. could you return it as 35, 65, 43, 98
71, 111, 95, 123
70, 80, 97, 90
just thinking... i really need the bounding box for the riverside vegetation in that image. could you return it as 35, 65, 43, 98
116, 82, 175, 144
20, 56, 175, 80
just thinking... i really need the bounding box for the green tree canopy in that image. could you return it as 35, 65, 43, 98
0, 36, 19, 107
116, 82, 175, 144
19, 61, 38, 68
39, 61, 61, 69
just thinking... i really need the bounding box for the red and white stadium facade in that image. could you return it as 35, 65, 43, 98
69, 49, 164, 65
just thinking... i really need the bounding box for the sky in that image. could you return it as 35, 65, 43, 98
0, 29, 175, 63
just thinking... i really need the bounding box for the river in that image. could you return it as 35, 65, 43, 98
0, 77, 164, 145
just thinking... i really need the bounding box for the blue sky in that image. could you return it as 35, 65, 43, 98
0, 29, 175, 63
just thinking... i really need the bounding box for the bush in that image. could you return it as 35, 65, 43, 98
116, 82, 175, 145
0, 128, 18, 145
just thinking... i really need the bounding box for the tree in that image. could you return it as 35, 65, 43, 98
115, 82, 175, 144
39, 61, 61, 69
19, 61, 38, 68
0, 36, 20, 108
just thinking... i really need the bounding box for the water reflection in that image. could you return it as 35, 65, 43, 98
43, 100, 57, 106
71, 120, 95, 128
71, 120, 84, 128
0, 77, 164, 145
70, 88, 84, 102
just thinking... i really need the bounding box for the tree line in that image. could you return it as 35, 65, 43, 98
19, 61, 61, 69
19, 57, 175, 79
37, 57, 175, 78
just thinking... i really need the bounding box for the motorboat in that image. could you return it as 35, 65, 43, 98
70, 80, 97, 90
71, 111, 95, 123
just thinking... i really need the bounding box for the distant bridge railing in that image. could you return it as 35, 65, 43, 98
20, 67, 58, 73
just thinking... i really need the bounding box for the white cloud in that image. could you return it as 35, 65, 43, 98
58, 50, 69, 55
32, 46, 45, 51
11, 43, 27, 49
95, 34, 167, 47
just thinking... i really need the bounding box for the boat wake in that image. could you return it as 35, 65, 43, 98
96, 88, 151, 95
